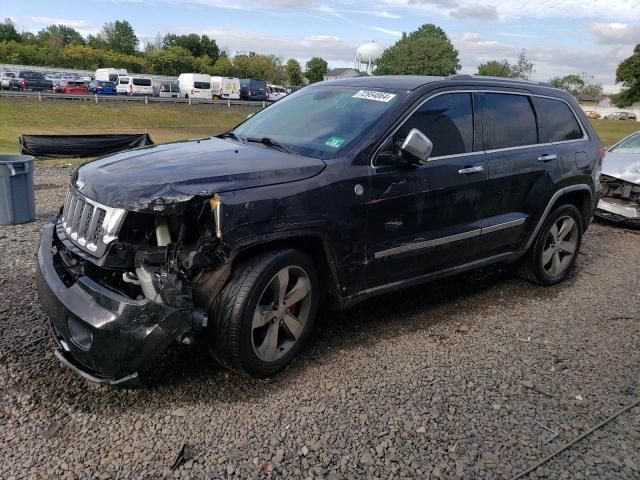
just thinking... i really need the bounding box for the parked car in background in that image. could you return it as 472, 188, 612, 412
240, 78, 267, 101
129, 77, 153, 96
115, 76, 131, 95
1, 71, 15, 89
61, 80, 89, 95
178, 73, 212, 99
9, 71, 53, 91
605, 111, 637, 121
52, 78, 65, 93
88, 80, 117, 95
585, 111, 601, 119
36, 75, 602, 385
267, 85, 287, 101
211, 76, 241, 100
596, 131, 640, 226
158, 81, 180, 98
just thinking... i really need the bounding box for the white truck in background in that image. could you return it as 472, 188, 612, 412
95, 68, 128, 83
211, 76, 241, 100
178, 73, 212, 100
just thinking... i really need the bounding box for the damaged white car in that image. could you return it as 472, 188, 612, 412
596, 131, 640, 227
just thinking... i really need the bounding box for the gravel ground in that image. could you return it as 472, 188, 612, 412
0, 165, 639, 480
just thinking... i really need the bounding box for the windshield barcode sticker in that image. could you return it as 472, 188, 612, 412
352, 90, 397, 102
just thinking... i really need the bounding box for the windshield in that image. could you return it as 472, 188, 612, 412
611, 133, 640, 154
231, 86, 405, 160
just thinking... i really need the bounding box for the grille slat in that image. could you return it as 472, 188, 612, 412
59, 189, 126, 257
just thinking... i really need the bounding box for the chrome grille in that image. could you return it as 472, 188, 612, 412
60, 189, 126, 257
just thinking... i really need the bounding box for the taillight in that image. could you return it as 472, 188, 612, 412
248, 90, 252, 96
22, 79, 26, 89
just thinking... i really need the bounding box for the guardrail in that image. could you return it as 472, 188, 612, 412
0, 90, 270, 107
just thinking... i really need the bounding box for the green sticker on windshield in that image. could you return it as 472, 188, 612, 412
325, 136, 345, 149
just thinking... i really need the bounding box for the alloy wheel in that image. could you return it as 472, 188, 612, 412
541, 215, 579, 277
251, 266, 313, 363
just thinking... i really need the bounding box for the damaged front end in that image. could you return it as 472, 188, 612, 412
35, 187, 229, 385
596, 174, 640, 227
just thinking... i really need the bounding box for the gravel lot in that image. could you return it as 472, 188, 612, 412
1, 165, 639, 480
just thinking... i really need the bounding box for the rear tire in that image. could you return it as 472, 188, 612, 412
207, 249, 319, 378
517, 204, 583, 285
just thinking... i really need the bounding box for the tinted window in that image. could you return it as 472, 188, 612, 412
119, 78, 129, 84
133, 78, 152, 86
533, 97, 583, 142
397, 93, 474, 157
194, 82, 211, 89
483, 93, 537, 149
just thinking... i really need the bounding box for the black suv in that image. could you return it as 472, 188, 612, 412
36, 75, 603, 385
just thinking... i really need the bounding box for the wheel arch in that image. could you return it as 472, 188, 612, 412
524, 184, 593, 250
230, 234, 344, 301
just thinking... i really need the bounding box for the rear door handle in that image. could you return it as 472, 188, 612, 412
458, 165, 484, 174
538, 154, 557, 162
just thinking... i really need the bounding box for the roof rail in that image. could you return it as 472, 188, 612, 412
446, 74, 473, 80
445, 74, 554, 88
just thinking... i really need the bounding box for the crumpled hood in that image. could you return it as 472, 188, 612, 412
602, 152, 640, 184
74, 137, 326, 212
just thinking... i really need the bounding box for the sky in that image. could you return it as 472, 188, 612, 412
6, 0, 640, 92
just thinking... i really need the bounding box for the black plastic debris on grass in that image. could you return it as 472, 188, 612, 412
19, 134, 154, 158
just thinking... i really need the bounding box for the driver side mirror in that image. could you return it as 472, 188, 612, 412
400, 128, 433, 164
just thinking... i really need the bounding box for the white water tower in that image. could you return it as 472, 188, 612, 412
355, 41, 384, 74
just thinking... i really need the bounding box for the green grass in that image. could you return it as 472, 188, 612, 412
588, 118, 639, 147
0, 97, 260, 157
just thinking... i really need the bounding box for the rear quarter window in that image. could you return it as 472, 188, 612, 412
532, 97, 584, 143
483, 93, 538, 150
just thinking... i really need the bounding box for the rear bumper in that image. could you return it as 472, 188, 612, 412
36, 222, 192, 385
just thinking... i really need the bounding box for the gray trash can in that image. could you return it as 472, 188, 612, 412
0, 155, 36, 225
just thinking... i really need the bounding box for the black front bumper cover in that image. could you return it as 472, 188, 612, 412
36, 222, 192, 385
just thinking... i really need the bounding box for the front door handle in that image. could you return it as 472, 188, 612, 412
458, 165, 484, 174
538, 154, 557, 162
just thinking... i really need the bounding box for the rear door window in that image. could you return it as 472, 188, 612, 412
397, 92, 474, 157
483, 93, 538, 150
532, 97, 584, 142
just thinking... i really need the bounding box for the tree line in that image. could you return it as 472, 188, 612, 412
1, 17, 638, 105
0, 18, 327, 84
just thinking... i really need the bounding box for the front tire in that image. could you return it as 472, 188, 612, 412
518, 204, 583, 285
207, 249, 320, 378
